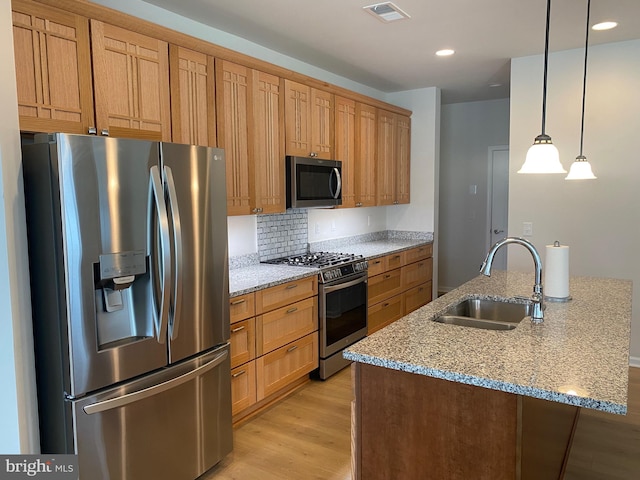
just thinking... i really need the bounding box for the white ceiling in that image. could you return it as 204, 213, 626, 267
142, 0, 640, 104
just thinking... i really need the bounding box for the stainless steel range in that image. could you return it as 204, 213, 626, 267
266, 252, 368, 379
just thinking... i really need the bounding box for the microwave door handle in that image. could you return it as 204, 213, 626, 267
148, 165, 170, 343
164, 166, 183, 341
330, 167, 342, 199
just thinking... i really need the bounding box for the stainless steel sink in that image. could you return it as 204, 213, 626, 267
433, 298, 532, 331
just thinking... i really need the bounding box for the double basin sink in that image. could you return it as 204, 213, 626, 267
433, 297, 532, 331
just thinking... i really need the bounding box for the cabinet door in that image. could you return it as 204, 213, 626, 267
284, 79, 311, 157
256, 332, 319, 400
169, 45, 216, 146
402, 258, 433, 292
396, 114, 411, 204
310, 88, 334, 159
368, 294, 403, 335
335, 96, 356, 208
376, 109, 396, 205
90, 20, 170, 140
368, 268, 403, 306
12, 0, 94, 134
256, 296, 318, 356
404, 282, 433, 315
216, 59, 252, 215
355, 103, 377, 207
252, 70, 285, 214
230, 318, 256, 369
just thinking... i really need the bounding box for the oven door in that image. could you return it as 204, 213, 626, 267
319, 272, 368, 359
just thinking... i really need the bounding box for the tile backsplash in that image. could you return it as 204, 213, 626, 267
257, 209, 308, 260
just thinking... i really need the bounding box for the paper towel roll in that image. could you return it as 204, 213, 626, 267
545, 241, 570, 299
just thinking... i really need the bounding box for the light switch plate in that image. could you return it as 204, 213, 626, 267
523, 222, 533, 237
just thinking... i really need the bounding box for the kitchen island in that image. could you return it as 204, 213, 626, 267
344, 271, 632, 480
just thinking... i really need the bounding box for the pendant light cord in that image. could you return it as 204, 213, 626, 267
541, 0, 552, 136
579, 0, 591, 157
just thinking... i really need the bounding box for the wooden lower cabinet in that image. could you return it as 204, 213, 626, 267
368, 294, 403, 335
367, 245, 433, 335
231, 361, 256, 416
256, 332, 319, 400
230, 277, 319, 422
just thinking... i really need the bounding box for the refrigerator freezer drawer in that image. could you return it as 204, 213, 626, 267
72, 344, 232, 480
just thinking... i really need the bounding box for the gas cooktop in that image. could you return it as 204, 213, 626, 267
264, 252, 368, 283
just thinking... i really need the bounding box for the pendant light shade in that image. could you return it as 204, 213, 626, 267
566, 0, 597, 180
566, 155, 597, 179
518, 0, 566, 174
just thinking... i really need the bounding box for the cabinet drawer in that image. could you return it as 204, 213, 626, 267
386, 251, 405, 270
404, 244, 433, 265
367, 256, 386, 276
231, 361, 256, 416
404, 281, 433, 315
256, 276, 318, 314
256, 332, 319, 400
230, 293, 255, 323
230, 318, 256, 369
402, 257, 433, 291
256, 296, 318, 356
368, 268, 403, 305
368, 294, 403, 335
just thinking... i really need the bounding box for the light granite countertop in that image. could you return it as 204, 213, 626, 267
343, 270, 632, 414
229, 233, 433, 297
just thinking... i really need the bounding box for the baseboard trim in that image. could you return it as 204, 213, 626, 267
630, 356, 640, 368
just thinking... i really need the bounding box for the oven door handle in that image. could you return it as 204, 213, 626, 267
323, 274, 367, 293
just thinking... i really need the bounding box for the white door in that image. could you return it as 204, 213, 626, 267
488, 147, 509, 270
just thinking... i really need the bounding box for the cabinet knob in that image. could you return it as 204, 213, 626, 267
101, 129, 109, 136
309, 152, 318, 158
88, 127, 97, 135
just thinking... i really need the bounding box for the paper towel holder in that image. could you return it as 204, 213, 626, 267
544, 240, 573, 302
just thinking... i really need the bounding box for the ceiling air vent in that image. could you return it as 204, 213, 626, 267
363, 2, 411, 23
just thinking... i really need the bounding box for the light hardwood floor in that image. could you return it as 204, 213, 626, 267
203, 367, 640, 479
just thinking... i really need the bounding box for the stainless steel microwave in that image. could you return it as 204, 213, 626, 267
286, 156, 342, 208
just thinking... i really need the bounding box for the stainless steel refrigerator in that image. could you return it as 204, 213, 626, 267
22, 133, 232, 480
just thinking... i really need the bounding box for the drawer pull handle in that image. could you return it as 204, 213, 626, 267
418, 263, 424, 267
231, 298, 247, 306
231, 326, 246, 333
373, 260, 381, 265
232, 370, 246, 378
393, 255, 401, 259
285, 284, 298, 290
384, 274, 391, 279
383, 303, 390, 307
286, 307, 298, 314
286, 345, 298, 353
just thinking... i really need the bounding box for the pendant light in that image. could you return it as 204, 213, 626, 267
518, 0, 566, 174
566, 0, 597, 180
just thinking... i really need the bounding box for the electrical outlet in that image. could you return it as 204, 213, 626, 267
367, 215, 371, 227
523, 222, 533, 237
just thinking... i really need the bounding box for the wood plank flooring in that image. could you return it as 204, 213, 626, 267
202, 367, 640, 479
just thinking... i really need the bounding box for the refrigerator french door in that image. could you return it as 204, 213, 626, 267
22, 133, 232, 480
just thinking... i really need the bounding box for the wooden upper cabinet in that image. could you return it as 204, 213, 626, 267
216, 60, 285, 216
284, 79, 333, 159
376, 109, 396, 206
355, 103, 377, 208
90, 20, 171, 140
251, 70, 285, 214
216, 59, 251, 215
396, 114, 411, 204
12, 0, 94, 134
169, 45, 216, 146
335, 96, 356, 208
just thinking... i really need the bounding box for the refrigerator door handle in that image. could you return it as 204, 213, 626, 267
148, 165, 171, 343
83, 349, 228, 415
164, 166, 183, 340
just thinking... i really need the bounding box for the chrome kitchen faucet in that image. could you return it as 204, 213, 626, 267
480, 237, 545, 324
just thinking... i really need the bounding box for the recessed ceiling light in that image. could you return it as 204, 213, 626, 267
436, 49, 455, 57
363, 2, 411, 23
592, 21, 618, 31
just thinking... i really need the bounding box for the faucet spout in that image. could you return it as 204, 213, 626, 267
480, 237, 544, 324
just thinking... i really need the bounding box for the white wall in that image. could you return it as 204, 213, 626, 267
439, 98, 510, 291
0, 0, 39, 452
509, 40, 640, 361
